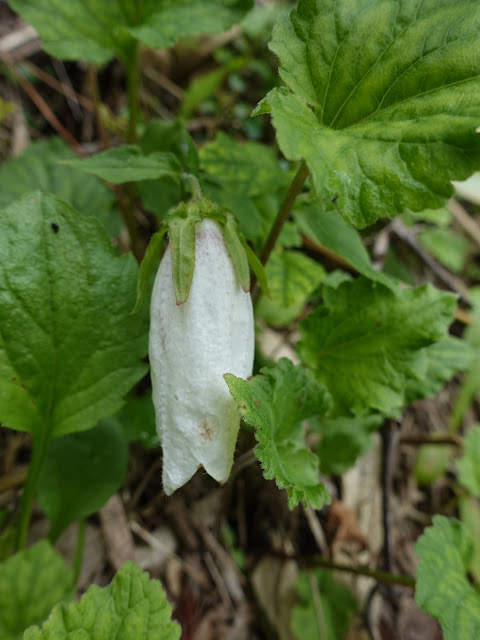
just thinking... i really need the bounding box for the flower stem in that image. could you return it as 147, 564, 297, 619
261, 159, 310, 265
251, 159, 310, 294
15, 431, 50, 550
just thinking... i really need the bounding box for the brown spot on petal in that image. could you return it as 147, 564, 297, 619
199, 418, 214, 440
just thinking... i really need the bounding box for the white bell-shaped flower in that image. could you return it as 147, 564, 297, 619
149, 218, 255, 494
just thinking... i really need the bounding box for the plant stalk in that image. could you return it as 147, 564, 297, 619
15, 431, 50, 550
73, 518, 87, 585
304, 555, 415, 588
251, 159, 310, 294
123, 44, 141, 260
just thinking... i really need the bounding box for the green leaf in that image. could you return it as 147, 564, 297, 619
225, 359, 331, 509
136, 120, 199, 218
115, 391, 159, 449
0, 541, 73, 640
266, 249, 325, 308
257, 249, 325, 326
457, 424, 480, 497
127, 0, 253, 51
23, 561, 181, 640
415, 516, 480, 640
406, 337, 473, 404
459, 495, 480, 583
62, 146, 181, 185
0, 193, 148, 440
298, 278, 457, 416
293, 199, 394, 288
138, 120, 199, 175
311, 413, 383, 475
418, 227, 468, 273
180, 57, 246, 119
259, 0, 480, 227
37, 419, 129, 541
450, 287, 480, 430
0, 138, 121, 235
292, 569, 356, 640
9, 0, 136, 63
200, 131, 288, 243
9, 0, 252, 64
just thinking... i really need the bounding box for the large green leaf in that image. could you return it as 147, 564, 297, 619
415, 516, 480, 640
0, 541, 73, 640
0, 138, 120, 235
23, 562, 181, 640
225, 359, 331, 509
297, 278, 457, 416
0, 193, 148, 440
257, 0, 480, 227
10, 0, 252, 64
37, 419, 129, 541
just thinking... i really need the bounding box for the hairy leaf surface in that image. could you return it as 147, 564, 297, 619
0, 541, 73, 640
415, 516, 480, 640
225, 359, 331, 509
0, 193, 148, 440
298, 278, 457, 415
258, 0, 480, 226
24, 562, 180, 640
10, 0, 252, 63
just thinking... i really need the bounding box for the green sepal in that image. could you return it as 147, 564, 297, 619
223, 213, 250, 292
243, 240, 270, 297
133, 228, 167, 313
168, 214, 198, 306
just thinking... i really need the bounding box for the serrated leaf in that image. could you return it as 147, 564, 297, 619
23, 561, 181, 640
0, 541, 73, 640
415, 516, 480, 640
292, 569, 356, 640
10, 0, 252, 64
62, 146, 181, 184
260, 0, 480, 227
457, 424, 480, 497
298, 277, 457, 416
293, 199, 394, 288
0, 193, 148, 440
37, 419, 129, 541
0, 138, 121, 235
225, 358, 331, 509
